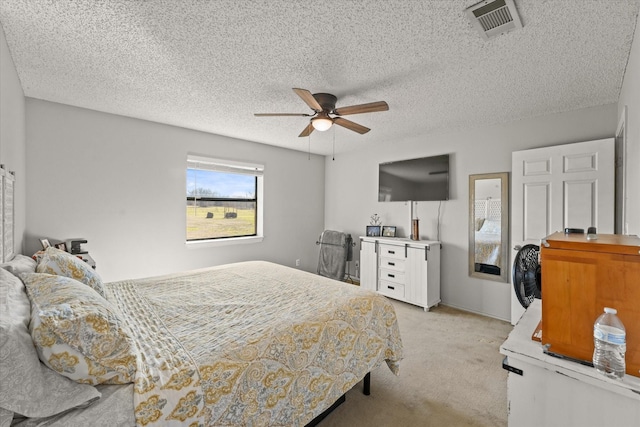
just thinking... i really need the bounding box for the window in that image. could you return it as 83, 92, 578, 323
186, 155, 263, 242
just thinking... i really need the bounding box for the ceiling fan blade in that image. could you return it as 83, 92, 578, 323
334, 101, 389, 116
298, 123, 315, 137
293, 88, 323, 111
254, 113, 311, 117
333, 117, 370, 134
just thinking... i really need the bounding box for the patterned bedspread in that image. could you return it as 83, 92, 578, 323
474, 232, 502, 268
105, 261, 403, 427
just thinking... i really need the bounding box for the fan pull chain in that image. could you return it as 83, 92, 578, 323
308, 133, 311, 160
332, 126, 335, 161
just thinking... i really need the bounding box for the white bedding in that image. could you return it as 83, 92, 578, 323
3, 260, 403, 427
475, 231, 502, 268
474, 218, 502, 268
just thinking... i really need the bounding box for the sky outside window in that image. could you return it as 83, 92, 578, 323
187, 169, 256, 198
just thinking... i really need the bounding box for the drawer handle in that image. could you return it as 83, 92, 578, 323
388, 274, 395, 278
388, 250, 395, 254
387, 285, 395, 290
388, 262, 395, 266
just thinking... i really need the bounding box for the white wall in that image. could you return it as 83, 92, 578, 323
618, 12, 640, 236
475, 179, 501, 200
324, 104, 617, 321
25, 99, 326, 282
7, 13, 637, 319
0, 24, 26, 255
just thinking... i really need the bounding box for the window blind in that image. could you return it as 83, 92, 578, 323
187, 155, 263, 177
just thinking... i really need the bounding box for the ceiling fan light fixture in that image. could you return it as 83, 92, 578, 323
311, 115, 333, 131
255, 88, 388, 137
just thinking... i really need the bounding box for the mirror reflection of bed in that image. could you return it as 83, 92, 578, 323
474, 195, 502, 275
468, 173, 509, 283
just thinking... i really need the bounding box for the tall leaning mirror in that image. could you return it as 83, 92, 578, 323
469, 172, 509, 283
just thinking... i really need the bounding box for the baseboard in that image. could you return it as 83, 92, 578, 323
440, 302, 510, 323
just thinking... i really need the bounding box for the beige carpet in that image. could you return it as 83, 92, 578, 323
319, 300, 513, 427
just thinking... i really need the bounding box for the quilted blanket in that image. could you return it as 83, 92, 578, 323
105, 261, 403, 427
475, 231, 502, 268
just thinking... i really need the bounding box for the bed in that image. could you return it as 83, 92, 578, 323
474, 220, 502, 268
473, 198, 503, 271
0, 249, 403, 427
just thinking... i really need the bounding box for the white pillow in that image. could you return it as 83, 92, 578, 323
0, 254, 36, 276
479, 219, 501, 234
0, 268, 100, 418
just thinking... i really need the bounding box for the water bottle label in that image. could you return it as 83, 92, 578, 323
594, 325, 625, 345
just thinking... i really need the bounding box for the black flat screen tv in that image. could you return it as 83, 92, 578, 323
378, 154, 450, 202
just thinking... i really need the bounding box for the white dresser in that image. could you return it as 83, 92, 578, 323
501, 300, 640, 426
360, 236, 440, 311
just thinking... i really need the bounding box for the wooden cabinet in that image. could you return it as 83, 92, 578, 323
540, 232, 640, 377
360, 237, 440, 311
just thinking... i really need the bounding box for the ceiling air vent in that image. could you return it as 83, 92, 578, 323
465, 0, 522, 40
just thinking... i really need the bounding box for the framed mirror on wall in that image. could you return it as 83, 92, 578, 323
469, 172, 509, 283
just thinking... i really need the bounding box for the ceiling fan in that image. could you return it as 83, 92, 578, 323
254, 88, 389, 137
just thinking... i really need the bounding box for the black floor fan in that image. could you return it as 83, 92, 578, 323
512, 244, 542, 308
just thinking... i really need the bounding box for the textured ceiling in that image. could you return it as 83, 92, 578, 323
0, 1, 638, 156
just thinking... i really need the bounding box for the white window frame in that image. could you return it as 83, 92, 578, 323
185, 154, 264, 248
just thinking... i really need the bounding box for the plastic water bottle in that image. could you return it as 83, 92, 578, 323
593, 307, 626, 379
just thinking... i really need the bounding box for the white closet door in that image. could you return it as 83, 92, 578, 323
510, 138, 614, 324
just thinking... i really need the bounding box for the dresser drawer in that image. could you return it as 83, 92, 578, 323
379, 256, 406, 272
378, 244, 405, 260
378, 280, 405, 299
378, 268, 405, 284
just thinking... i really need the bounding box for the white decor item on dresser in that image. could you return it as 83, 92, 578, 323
360, 236, 441, 311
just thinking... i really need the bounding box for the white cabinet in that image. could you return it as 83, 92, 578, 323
360, 237, 440, 311
360, 237, 378, 293
500, 300, 640, 427
378, 243, 407, 301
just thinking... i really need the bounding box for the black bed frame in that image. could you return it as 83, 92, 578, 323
305, 372, 370, 426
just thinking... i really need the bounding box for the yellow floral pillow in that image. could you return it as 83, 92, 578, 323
22, 273, 138, 385
36, 247, 105, 297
